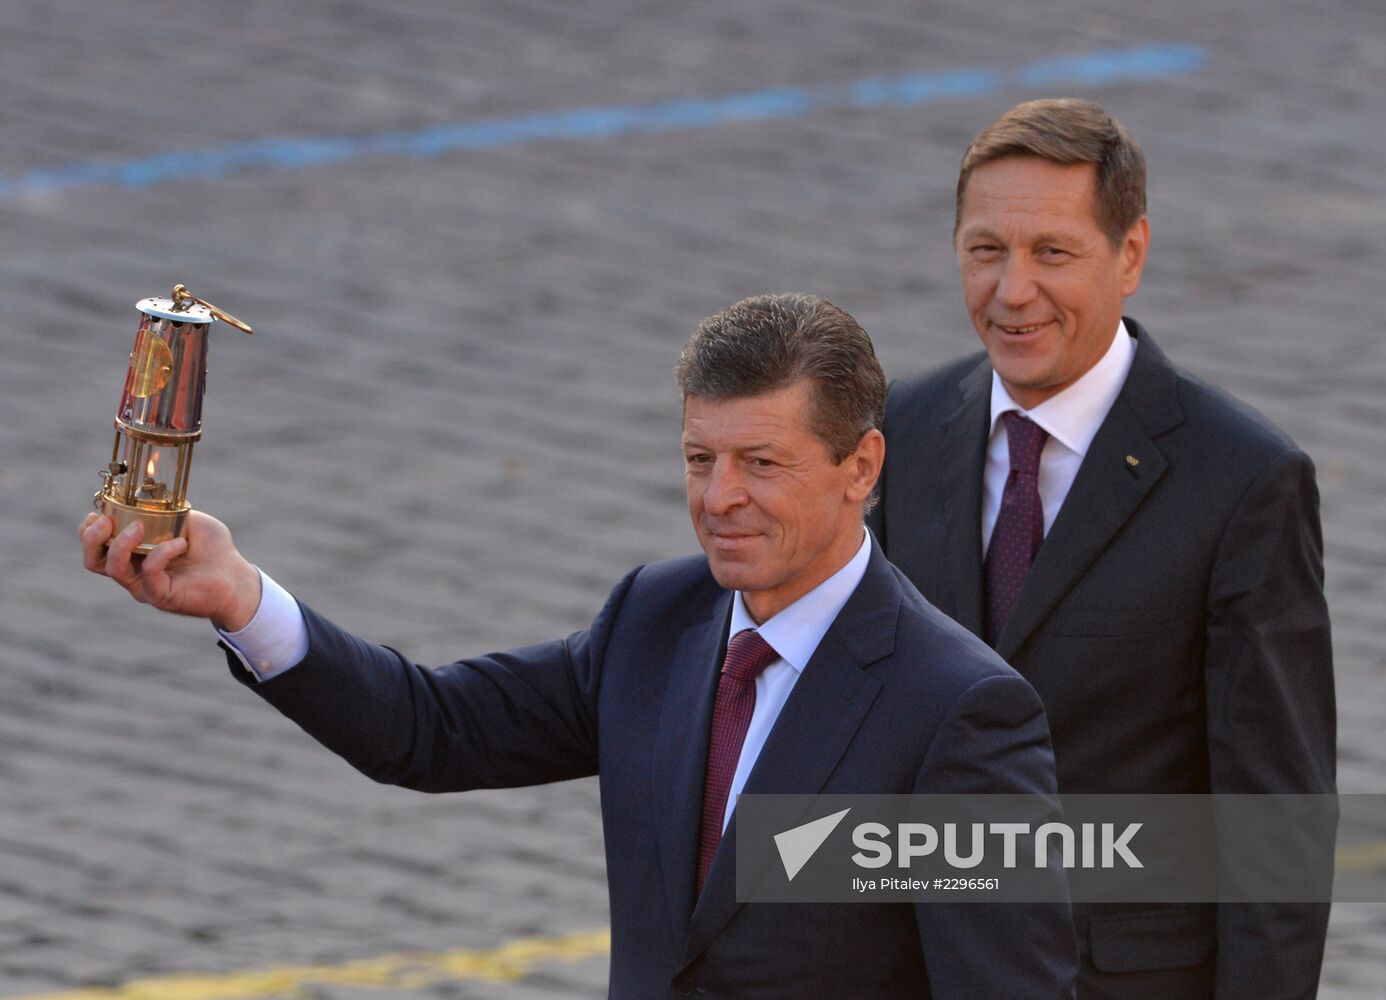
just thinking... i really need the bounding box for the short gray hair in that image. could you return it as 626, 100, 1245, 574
676, 293, 884, 464
955, 98, 1147, 246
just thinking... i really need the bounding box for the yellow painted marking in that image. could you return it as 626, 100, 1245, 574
7, 928, 609, 1000
10, 839, 1386, 1000
1336, 840, 1386, 874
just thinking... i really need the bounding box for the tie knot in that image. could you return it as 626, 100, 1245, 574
1002, 411, 1049, 476
722, 629, 778, 683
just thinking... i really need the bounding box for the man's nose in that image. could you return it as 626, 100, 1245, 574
994, 254, 1039, 309
703, 458, 749, 515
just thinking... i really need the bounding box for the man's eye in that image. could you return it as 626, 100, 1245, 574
1038, 246, 1071, 260
685, 453, 711, 466
969, 245, 1001, 260
749, 457, 776, 469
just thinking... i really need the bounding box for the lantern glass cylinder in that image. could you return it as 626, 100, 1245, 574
108, 438, 191, 507
96, 297, 215, 553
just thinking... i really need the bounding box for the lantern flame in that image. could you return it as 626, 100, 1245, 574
146, 455, 159, 478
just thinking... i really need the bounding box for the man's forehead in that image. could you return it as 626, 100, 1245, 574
681, 383, 815, 440
959, 157, 1101, 222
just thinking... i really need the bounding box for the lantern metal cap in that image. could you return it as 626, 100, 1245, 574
134, 284, 254, 333
136, 296, 215, 324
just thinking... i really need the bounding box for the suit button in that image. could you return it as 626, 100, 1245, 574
672, 974, 695, 996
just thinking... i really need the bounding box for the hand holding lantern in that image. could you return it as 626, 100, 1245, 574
93, 285, 252, 554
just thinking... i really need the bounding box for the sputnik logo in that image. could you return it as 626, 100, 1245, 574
774, 808, 851, 881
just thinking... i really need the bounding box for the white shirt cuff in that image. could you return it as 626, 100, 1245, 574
216, 568, 309, 681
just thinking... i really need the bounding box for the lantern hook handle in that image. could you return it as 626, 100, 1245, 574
171, 284, 254, 334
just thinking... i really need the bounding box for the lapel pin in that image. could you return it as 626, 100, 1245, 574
1125, 454, 1140, 474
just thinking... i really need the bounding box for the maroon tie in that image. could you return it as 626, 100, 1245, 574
984, 411, 1050, 645
696, 628, 779, 894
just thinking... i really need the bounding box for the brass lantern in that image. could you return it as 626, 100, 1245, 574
94, 285, 252, 553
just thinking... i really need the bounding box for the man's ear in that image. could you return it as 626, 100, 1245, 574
846, 429, 885, 503
1119, 216, 1150, 298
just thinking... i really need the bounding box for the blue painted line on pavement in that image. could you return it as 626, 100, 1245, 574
0, 43, 1208, 201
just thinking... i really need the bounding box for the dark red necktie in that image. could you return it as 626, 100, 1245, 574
696, 628, 779, 894
984, 411, 1050, 645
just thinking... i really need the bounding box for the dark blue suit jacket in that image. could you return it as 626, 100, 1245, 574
869, 322, 1336, 999
229, 541, 1078, 998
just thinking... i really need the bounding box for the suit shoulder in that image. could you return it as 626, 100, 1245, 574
1127, 321, 1301, 462
887, 587, 1048, 746
886, 352, 988, 415
1120, 323, 1314, 498
888, 563, 1026, 689
626, 552, 716, 588
616, 553, 724, 617
1172, 367, 1303, 460
1149, 362, 1316, 501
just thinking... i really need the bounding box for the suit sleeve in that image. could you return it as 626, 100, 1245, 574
223, 566, 643, 793
1204, 449, 1336, 998
911, 672, 1078, 1000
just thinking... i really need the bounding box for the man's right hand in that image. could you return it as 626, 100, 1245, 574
79, 510, 263, 632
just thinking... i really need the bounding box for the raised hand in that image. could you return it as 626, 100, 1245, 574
79, 510, 263, 632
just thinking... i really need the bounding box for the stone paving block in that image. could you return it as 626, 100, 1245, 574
1, 0, 1383, 995
0, 938, 130, 989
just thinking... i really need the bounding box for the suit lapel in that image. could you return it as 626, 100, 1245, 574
681, 545, 896, 965
995, 324, 1184, 660
653, 591, 731, 949
937, 359, 992, 634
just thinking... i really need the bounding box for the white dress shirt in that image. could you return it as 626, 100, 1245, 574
719, 528, 871, 831
219, 570, 308, 679
221, 529, 874, 837
982, 321, 1136, 554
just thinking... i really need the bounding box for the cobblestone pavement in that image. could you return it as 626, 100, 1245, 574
2, 1, 1383, 996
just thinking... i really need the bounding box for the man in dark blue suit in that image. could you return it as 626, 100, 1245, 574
869, 101, 1336, 998
83, 293, 1078, 998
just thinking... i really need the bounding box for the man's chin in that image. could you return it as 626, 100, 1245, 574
704, 555, 762, 594
987, 357, 1062, 405
985, 343, 1050, 378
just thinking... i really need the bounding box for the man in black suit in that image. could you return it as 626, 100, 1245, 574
83, 293, 1078, 999
869, 99, 1336, 998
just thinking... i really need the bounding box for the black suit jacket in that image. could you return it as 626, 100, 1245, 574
869, 320, 1336, 999
229, 540, 1078, 999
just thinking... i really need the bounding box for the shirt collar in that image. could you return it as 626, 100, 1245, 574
989, 319, 1136, 457
728, 528, 872, 674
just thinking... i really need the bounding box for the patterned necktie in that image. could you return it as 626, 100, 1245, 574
984, 411, 1050, 645
696, 628, 779, 894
